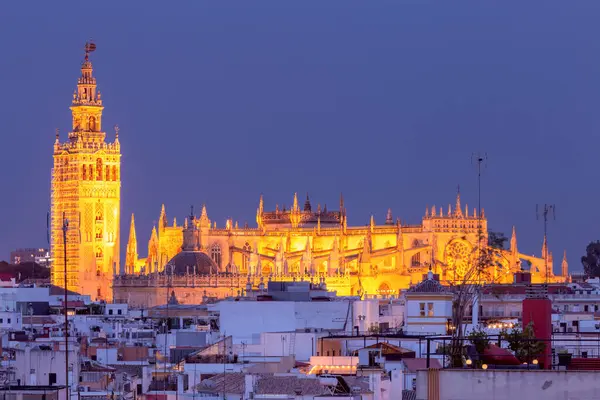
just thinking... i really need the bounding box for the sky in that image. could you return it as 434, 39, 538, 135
1, 1, 599, 272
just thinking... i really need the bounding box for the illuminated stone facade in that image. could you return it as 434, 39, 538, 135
115, 193, 567, 307
51, 46, 120, 300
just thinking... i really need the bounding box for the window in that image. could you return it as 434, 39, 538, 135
109, 309, 113, 315
0, 318, 3, 324
117, 309, 122, 315
585, 305, 589, 312
427, 303, 434, 317
49, 373, 57, 386
564, 305, 569, 311
211, 244, 222, 269
419, 303, 425, 317
411, 252, 421, 267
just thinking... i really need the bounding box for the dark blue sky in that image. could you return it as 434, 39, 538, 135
1, 1, 598, 272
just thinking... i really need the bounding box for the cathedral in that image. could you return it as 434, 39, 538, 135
113, 192, 568, 307
49, 45, 567, 304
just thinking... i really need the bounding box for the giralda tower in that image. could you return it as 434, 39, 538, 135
51, 43, 121, 300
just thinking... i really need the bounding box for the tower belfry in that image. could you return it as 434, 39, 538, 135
51, 42, 121, 300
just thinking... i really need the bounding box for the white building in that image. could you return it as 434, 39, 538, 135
404, 270, 453, 335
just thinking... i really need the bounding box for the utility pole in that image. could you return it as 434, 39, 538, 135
536, 204, 556, 284
62, 212, 69, 400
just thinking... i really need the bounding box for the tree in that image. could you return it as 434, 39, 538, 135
467, 327, 490, 367
501, 322, 546, 363
448, 236, 501, 367
488, 232, 508, 250
581, 241, 600, 277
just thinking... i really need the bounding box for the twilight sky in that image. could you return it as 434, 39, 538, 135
1, 1, 599, 272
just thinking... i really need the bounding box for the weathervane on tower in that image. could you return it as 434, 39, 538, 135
84, 40, 96, 61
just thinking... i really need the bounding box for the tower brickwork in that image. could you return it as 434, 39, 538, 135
51, 44, 121, 300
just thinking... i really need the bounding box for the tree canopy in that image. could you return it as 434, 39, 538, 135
488, 231, 508, 250
581, 241, 600, 277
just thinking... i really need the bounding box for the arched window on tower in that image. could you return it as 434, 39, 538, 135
95, 247, 103, 258
211, 244, 222, 269
89, 116, 96, 131
82, 165, 87, 180
96, 158, 103, 181
242, 242, 252, 271
105, 166, 110, 181
112, 166, 118, 181
95, 227, 103, 240
96, 207, 103, 222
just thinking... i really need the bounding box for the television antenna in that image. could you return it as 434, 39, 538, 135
471, 152, 488, 284
536, 204, 556, 284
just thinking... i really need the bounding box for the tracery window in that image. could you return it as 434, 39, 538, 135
211, 244, 222, 269
82, 165, 87, 180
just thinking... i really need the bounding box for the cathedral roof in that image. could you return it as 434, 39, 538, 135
165, 251, 218, 275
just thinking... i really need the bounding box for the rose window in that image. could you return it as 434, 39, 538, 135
446, 241, 472, 278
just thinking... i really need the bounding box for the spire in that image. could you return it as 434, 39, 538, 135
425, 206, 429, 218
510, 226, 518, 254
431, 205, 436, 217
455, 186, 463, 218
465, 204, 468, 218
542, 235, 548, 260
74, 41, 99, 107
304, 193, 312, 212
201, 204, 208, 219
370, 215, 375, 232
448, 204, 452, 216
257, 195, 264, 229
125, 214, 138, 272
386, 208, 393, 224
509, 226, 519, 271
439, 206, 444, 217
159, 204, 167, 232
293, 193, 299, 212
340, 193, 345, 213
562, 250, 569, 278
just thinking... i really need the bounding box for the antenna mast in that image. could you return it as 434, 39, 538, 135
471, 152, 488, 283
536, 204, 556, 284
62, 212, 69, 400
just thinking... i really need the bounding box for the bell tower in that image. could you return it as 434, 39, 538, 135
51, 42, 121, 301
